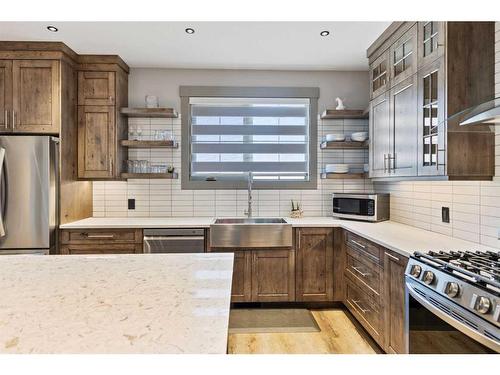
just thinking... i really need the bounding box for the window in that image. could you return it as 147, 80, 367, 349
180, 86, 319, 189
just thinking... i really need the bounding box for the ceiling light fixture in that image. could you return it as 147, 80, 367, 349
320, 30, 330, 37
185, 28, 195, 34
47, 25, 58, 32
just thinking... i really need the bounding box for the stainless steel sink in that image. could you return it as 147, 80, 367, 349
210, 218, 292, 249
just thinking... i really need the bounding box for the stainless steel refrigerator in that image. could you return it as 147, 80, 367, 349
0, 135, 58, 255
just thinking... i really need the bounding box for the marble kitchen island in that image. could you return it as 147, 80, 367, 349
0, 253, 234, 354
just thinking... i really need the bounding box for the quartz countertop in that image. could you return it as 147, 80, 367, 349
61, 216, 499, 258
0, 253, 234, 354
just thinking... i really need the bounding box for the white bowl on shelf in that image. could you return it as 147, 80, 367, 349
325, 164, 350, 174
325, 134, 346, 142
350, 132, 368, 142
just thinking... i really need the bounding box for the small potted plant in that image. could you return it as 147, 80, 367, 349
290, 200, 303, 219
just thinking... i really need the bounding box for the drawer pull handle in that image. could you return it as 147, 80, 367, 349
352, 299, 370, 314
351, 266, 370, 277
83, 233, 115, 239
384, 251, 400, 262
350, 239, 366, 249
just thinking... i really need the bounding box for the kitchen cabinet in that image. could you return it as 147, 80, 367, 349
77, 60, 128, 179
77, 105, 115, 178
231, 251, 252, 302
78, 71, 115, 106
251, 249, 295, 302
295, 227, 334, 302
383, 248, 409, 354
0, 59, 60, 134
369, 50, 390, 100
60, 228, 143, 254
0, 60, 12, 132
367, 22, 495, 180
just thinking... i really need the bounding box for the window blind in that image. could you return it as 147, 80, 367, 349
189, 97, 310, 181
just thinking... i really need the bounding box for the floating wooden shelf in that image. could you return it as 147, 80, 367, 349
120, 107, 179, 118
320, 140, 369, 149
321, 172, 368, 179
120, 140, 178, 148
321, 109, 368, 120
121, 172, 178, 179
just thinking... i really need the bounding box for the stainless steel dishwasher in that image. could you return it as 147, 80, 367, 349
143, 229, 205, 253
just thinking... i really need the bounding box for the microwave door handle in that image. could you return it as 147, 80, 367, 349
0, 147, 6, 237
407, 282, 500, 353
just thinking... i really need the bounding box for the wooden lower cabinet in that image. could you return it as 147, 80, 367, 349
59, 228, 143, 255
252, 249, 295, 302
295, 227, 334, 301
231, 251, 252, 302
383, 248, 408, 354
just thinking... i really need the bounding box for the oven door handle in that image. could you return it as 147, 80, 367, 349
407, 282, 500, 353
143, 236, 205, 241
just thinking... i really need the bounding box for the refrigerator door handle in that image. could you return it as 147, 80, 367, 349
0, 146, 6, 237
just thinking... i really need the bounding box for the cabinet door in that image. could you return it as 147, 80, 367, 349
417, 22, 446, 68
369, 91, 391, 178
369, 50, 390, 99
417, 57, 446, 176
12, 60, 60, 133
251, 249, 295, 302
78, 105, 115, 178
383, 249, 408, 354
231, 251, 252, 302
78, 71, 115, 106
296, 228, 334, 302
0, 60, 13, 132
390, 24, 417, 86
390, 74, 418, 177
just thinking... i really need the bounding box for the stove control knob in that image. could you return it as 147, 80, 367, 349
476, 296, 491, 314
410, 265, 422, 278
422, 271, 435, 285
444, 282, 460, 298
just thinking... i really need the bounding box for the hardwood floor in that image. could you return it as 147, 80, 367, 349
228, 307, 383, 354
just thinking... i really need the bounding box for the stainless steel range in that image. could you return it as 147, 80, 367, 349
405, 250, 499, 353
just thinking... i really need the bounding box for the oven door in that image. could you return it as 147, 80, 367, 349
406, 277, 499, 354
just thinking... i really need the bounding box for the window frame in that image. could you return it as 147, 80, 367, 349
180, 86, 319, 190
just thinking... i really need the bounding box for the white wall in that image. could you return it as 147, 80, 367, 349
93, 68, 372, 218
373, 22, 500, 250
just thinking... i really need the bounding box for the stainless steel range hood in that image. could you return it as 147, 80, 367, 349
458, 97, 500, 126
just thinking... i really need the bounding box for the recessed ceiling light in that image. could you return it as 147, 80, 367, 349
47, 25, 58, 32
320, 30, 330, 37
185, 28, 195, 34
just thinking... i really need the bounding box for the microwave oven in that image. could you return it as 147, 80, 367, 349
332, 193, 389, 222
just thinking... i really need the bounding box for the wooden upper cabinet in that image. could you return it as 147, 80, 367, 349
390, 24, 417, 86
251, 249, 295, 302
78, 71, 115, 106
383, 249, 409, 354
369, 50, 390, 99
0, 60, 12, 132
11, 60, 60, 133
417, 22, 445, 68
295, 228, 334, 302
390, 74, 418, 177
78, 105, 115, 178
417, 57, 446, 177
231, 251, 252, 302
369, 91, 391, 178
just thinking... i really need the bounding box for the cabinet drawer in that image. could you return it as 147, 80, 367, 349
345, 247, 382, 298
345, 231, 383, 265
60, 229, 142, 244
345, 278, 383, 347
60, 243, 142, 255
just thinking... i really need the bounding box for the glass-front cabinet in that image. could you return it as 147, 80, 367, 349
417, 57, 445, 176
370, 50, 390, 99
390, 24, 417, 86
418, 22, 445, 67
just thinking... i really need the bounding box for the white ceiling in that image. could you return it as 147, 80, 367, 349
0, 22, 390, 71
